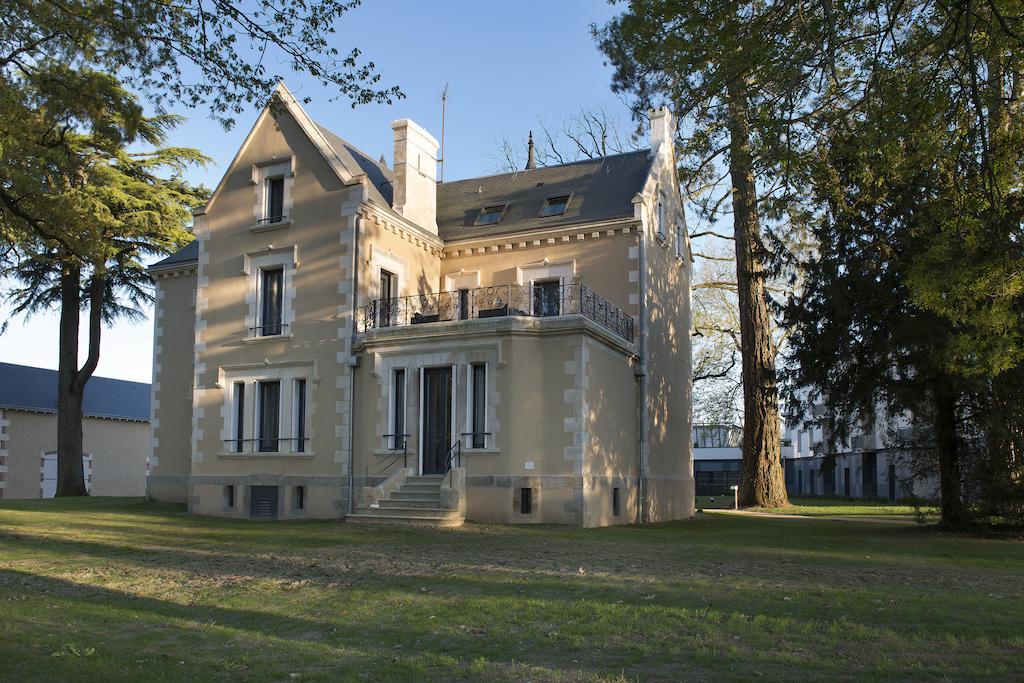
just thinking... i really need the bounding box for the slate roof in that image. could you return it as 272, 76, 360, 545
0, 362, 150, 422
315, 124, 394, 207
436, 150, 651, 241
150, 128, 651, 269
150, 240, 198, 271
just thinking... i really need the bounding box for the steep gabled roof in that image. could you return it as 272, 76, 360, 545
315, 124, 394, 207
0, 362, 150, 422
435, 150, 651, 241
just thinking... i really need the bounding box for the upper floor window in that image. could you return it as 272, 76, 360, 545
293, 378, 307, 453
252, 159, 291, 227
532, 279, 561, 317
541, 194, 570, 217
675, 219, 685, 258
656, 192, 667, 240
265, 177, 285, 224
259, 267, 284, 336
475, 203, 507, 226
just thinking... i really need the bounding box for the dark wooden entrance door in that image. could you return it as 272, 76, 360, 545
422, 367, 452, 475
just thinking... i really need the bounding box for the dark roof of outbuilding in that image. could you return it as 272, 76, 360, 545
435, 150, 651, 241
0, 362, 150, 422
149, 240, 198, 271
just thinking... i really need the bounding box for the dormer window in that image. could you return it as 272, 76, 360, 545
264, 177, 285, 224
475, 203, 507, 226
541, 194, 570, 217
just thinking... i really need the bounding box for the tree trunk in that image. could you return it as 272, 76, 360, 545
933, 377, 965, 527
55, 265, 103, 497
726, 77, 789, 508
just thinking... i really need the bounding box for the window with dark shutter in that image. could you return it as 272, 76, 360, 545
471, 364, 486, 448
294, 379, 306, 453
233, 382, 245, 452
266, 177, 285, 223
260, 268, 283, 336
392, 369, 405, 450
258, 381, 281, 452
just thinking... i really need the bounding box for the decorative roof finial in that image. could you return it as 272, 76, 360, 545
525, 131, 537, 170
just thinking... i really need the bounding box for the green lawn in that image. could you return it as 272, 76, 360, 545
1, 498, 1022, 681
697, 495, 937, 519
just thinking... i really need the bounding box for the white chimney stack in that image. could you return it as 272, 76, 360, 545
390, 118, 439, 233
648, 107, 675, 158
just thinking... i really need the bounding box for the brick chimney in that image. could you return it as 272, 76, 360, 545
390, 118, 439, 233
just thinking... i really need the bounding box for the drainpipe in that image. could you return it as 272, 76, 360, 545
636, 222, 649, 524
346, 214, 362, 514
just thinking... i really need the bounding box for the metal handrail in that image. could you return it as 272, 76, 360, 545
374, 434, 409, 475
444, 439, 463, 488
358, 282, 634, 342
257, 215, 288, 225
222, 437, 309, 454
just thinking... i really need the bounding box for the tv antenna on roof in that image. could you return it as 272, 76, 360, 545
439, 82, 450, 183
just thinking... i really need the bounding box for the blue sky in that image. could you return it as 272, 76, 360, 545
0, 0, 633, 382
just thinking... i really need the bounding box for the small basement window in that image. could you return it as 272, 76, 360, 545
475, 203, 507, 226
612, 487, 621, 516
541, 194, 570, 217
224, 485, 235, 509
294, 485, 306, 511
519, 487, 533, 515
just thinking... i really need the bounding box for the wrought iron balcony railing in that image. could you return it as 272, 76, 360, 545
358, 282, 634, 342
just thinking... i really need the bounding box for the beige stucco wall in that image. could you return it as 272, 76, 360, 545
186, 104, 363, 519
1, 410, 147, 498
441, 231, 638, 315
639, 141, 695, 522
148, 272, 196, 503
352, 316, 638, 525
146, 96, 692, 525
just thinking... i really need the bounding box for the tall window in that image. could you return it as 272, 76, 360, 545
391, 369, 406, 450
675, 219, 684, 258
656, 192, 666, 240
260, 267, 284, 336
266, 177, 285, 223
233, 382, 245, 452
379, 269, 397, 327
293, 379, 306, 453
458, 288, 470, 320
533, 279, 561, 317
258, 380, 281, 452
470, 363, 486, 448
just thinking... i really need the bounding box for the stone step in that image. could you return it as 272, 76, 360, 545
390, 490, 441, 501
346, 512, 465, 529
377, 498, 441, 509
399, 483, 443, 494
406, 474, 446, 482
355, 505, 459, 519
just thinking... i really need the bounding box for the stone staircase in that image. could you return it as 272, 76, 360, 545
347, 474, 465, 528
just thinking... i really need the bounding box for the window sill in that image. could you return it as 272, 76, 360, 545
248, 219, 293, 233
217, 452, 315, 459
242, 333, 294, 344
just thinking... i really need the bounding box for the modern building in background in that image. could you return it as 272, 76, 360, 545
0, 362, 149, 499
147, 84, 694, 526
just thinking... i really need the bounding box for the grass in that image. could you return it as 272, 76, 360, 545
1, 497, 1021, 681
697, 495, 938, 520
